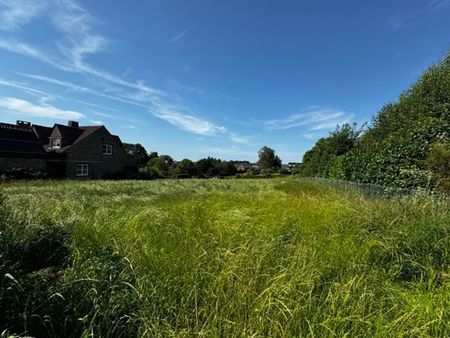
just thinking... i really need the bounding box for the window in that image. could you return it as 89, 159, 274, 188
50, 138, 61, 149
102, 144, 112, 155
76, 164, 88, 176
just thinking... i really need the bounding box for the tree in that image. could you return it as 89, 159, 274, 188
426, 142, 450, 192
148, 155, 174, 177
216, 161, 237, 176
300, 123, 360, 178
148, 152, 158, 160
257, 146, 281, 171
173, 159, 197, 178
196, 157, 220, 178
123, 143, 149, 166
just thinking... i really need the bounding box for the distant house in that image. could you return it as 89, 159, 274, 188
0, 120, 136, 178
0, 121, 47, 173
234, 161, 252, 172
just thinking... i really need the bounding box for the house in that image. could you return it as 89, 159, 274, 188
233, 161, 252, 172
0, 120, 136, 178
0, 121, 47, 173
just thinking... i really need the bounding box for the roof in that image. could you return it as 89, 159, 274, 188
1, 121, 122, 156
112, 135, 123, 146
32, 124, 53, 145
0, 122, 46, 155
48, 125, 103, 153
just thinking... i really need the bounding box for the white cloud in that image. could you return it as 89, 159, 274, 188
0, 0, 47, 31
16, 72, 149, 108
229, 132, 250, 144
0, 78, 49, 96
265, 107, 353, 131
387, 0, 450, 30
167, 28, 190, 43
152, 110, 226, 136
0, 96, 85, 120
198, 146, 256, 159
0, 77, 124, 114
0, 38, 71, 71
0, 1, 238, 139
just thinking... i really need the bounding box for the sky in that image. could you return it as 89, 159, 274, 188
0, 0, 449, 162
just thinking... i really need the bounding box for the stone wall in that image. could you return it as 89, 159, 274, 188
0, 157, 47, 172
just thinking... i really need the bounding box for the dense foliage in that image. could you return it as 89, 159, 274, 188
257, 146, 282, 171
123, 143, 149, 166
143, 155, 237, 179
2, 179, 450, 336
301, 52, 450, 191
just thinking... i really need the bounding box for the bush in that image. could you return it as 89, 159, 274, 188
426, 142, 450, 192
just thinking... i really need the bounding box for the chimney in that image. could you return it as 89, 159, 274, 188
16, 120, 31, 126
68, 120, 79, 128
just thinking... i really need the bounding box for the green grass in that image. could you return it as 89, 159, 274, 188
1, 178, 450, 337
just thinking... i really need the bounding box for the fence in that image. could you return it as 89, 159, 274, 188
299, 176, 448, 200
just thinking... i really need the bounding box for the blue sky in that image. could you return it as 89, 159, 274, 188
0, 0, 449, 162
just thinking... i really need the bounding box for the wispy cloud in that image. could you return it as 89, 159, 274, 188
0, 1, 235, 139
0, 78, 49, 96
16, 72, 149, 108
0, 38, 71, 70
387, 0, 450, 29
229, 132, 250, 144
264, 107, 353, 131
167, 28, 190, 44
0, 1, 164, 97
0, 77, 123, 113
198, 146, 256, 159
0, 0, 47, 31
152, 109, 226, 136
0, 96, 85, 120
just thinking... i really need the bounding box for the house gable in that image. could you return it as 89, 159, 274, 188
63, 125, 133, 178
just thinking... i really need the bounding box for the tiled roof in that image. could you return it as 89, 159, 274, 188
0, 122, 46, 155
48, 125, 103, 153
32, 124, 53, 145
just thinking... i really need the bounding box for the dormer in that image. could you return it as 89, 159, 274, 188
49, 137, 61, 149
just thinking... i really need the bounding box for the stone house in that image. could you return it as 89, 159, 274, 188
0, 121, 47, 173
0, 120, 136, 178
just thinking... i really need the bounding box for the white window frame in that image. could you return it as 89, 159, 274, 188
76, 164, 89, 176
102, 144, 113, 155
50, 138, 61, 149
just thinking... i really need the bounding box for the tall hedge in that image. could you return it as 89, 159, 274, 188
301, 52, 450, 191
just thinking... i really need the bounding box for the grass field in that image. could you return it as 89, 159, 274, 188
1, 178, 450, 337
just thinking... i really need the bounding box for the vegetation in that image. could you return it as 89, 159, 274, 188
300, 52, 450, 191
257, 146, 282, 172
142, 155, 238, 179
2, 178, 450, 336
123, 143, 150, 166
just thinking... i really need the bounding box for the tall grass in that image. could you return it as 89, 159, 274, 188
1, 178, 450, 336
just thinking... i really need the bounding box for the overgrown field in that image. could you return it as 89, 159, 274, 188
1, 178, 450, 337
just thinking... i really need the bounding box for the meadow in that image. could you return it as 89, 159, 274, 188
1, 178, 450, 337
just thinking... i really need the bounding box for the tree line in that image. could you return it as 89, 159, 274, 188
299, 52, 450, 192
123, 144, 285, 179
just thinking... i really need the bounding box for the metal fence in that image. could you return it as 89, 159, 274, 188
299, 176, 448, 200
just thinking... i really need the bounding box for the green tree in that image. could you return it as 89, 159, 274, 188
173, 159, 197, 178
123, 143, 149, 166
257, 146, 281, 171
148, 155, 174, 177
148, 152, 159, 160
426, 142, 450, 192
300, 123, 360, 178
300, 51, 450, 189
